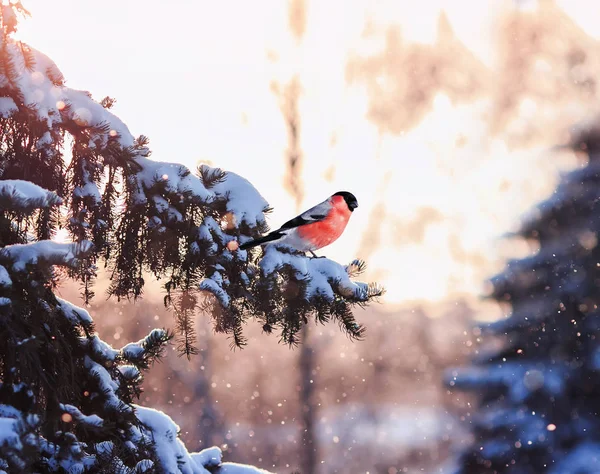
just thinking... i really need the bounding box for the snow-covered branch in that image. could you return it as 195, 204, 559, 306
0, 240, 92, 272
0, 179, 61, 212
135, 406, 273, 474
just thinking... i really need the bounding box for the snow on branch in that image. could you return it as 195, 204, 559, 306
0, 240, 92, 272
447, 362, 567, 404
59, 403, 103, 429
200, 245, 383, 347
259, 247, 377, 301
119, 328, 172, 369
56, 297, 94, 328
0, 179, 61, 212
0, 383, 39, 472
134, 406, 273, 474
0, 180, 62, 245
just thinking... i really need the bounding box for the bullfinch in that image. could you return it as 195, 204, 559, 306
239, 191, 358, 257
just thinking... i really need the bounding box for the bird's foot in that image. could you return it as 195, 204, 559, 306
308, 251, 327, 259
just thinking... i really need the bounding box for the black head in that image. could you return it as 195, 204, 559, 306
334, 191, 358, 211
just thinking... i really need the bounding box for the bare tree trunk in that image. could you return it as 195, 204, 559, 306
171, 314, 222, 448
194, 316, 221, 447
299, 325, 317, 473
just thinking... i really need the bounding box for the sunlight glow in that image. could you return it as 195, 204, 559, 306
19, 0, 593, 306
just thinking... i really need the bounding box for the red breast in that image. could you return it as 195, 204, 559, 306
297, 195, 352, 250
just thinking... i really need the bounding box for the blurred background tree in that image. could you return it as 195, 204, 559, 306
447, 124, 600, 473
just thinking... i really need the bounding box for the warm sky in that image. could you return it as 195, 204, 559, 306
15, 0, 600, 307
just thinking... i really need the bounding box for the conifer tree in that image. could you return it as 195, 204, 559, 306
447, 123, 600, 473
0, 2, 380, 472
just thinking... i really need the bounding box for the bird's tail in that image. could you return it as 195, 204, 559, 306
239, 231, 283, 250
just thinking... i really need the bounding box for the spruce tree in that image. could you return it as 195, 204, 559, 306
447, 123, 600, 473
0, 3, 380, 472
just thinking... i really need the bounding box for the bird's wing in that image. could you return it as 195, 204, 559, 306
279, 199, 331, 230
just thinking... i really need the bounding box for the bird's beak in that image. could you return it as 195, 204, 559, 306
351, 202, 358, 210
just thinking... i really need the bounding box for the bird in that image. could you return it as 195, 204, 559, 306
239, 191, 358, 257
